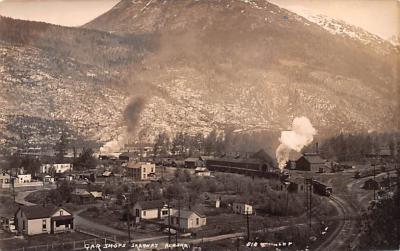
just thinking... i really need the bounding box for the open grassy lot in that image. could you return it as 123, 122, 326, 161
0, 231, 94, 250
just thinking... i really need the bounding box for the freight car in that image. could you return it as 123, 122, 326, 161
312, 180, 332, 196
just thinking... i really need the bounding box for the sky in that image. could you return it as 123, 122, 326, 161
0, 0, 398, 40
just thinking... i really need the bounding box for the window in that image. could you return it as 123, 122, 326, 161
42, 219, 47, 231
143, 210, 146, 216
60, 211, 63, 216
162, 210, 168, 216
22, 220, 25, 230
196, 218, 199, 225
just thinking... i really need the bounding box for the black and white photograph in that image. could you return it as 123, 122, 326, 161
0, 0, 399, 250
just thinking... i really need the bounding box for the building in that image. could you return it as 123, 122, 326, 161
0, 171, 10, 185
16, 174, 31, 184
15, 205, 73, 235
363, 178, 381, 190
90, 191, 103, 200
126, 162, 156, 181
71, 189, 95, 204
1, 215, 16, 233
295, 153, 327, 172
166, 210, 206, 230
232, 202, 253, 215
133, 200, 169, 220
205, 149, 275, 174
184, 158, 203, 169
194, 167, 211, 177
40, 163, 73, 174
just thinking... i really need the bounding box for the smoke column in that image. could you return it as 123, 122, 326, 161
276, 116, 317, 171
100, 97, 145, 154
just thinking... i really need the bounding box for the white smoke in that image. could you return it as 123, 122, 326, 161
276, 116, 317, 171
100, 131, 128, 154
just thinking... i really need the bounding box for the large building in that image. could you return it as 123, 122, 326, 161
15, 205, 74, 235
126, 162, 156, 181
295, 153, 328, 172
205, 149, 275, 174
40, 163, 73, 174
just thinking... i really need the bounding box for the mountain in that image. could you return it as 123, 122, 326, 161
1, 0, 399, 152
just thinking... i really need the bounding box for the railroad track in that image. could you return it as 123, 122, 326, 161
315, 195, 359, 251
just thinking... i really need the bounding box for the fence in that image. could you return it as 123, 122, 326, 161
5, 237, 119, 251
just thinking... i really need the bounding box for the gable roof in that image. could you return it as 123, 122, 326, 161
299, 153, 326, 164
72, 188, 91, 196
170, 210, 205, 219
185, 158, 200, 162
17, 205, 69, 220
136, 200, 166, 210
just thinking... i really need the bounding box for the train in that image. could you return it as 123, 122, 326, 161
312, 180, 333, 196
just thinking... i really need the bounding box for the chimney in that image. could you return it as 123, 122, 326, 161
315, 142, 319, 154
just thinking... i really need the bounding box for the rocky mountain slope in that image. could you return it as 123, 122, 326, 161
0, 0, 399, 151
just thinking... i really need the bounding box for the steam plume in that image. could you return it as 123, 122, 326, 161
100, 97, 145, 154
275, 116, 316, 171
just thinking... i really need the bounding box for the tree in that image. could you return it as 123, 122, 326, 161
57, 180, 75, 203
73, 148, 97, 170
204, 129, 218, 155
55, 131, 68, 162
20, 157, 41, 177
153, 132, 171, 157
359, 189, 399, 250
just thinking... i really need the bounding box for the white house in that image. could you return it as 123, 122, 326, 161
15, 205, 74, 235
126, 162, 156, 181
194, 167, 211, 177
166, 210, 206, 230
0, 171, 10, 184
16, 174, 31, 184
232, 202, 253, 215
133, 200, 169, 220
40, 164, 73, 174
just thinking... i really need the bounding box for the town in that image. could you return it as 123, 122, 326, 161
0, 130, 399, 251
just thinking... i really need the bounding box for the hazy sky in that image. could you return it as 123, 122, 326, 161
0, 0, 398, 40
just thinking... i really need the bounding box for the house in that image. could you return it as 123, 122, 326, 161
1, 215, 16, 233
15, 205, 73, 235
287, 177, 306, 193
40, 163, 73, 174
232, 202, 253, 215
184, 158, 203, 169
16, 174, 31, 183
194, 167, 211, 177
41, 175, 54, 183
366, 148, 393, 160
166, 210, 206, 230
295, 153, 328, 172
126, 162, 156, 181
71, 189, 95, 204
102, 171, 113, 177
133, 200, 169, 220
90, 191, 103, 200
0, 171, 10, 184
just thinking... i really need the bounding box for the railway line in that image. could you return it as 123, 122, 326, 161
315, 195, 359, 251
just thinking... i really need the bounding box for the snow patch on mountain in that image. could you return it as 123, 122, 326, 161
280, 5, 397, 48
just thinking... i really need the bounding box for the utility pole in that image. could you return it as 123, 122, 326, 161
176, 198, 180, 250
168, 199, 171, 248
373, 163, 376, 200
246, 209, 250, 242
305, 178, 313, 230
396, 165, 399, 250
